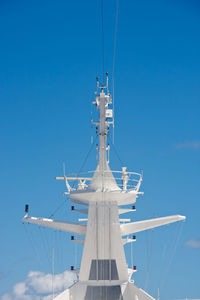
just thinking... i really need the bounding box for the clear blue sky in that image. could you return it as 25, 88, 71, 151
0, 0, 200, 299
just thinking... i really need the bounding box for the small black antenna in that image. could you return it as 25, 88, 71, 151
25, 204, 29, 214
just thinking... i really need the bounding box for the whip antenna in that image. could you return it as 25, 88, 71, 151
112, 0, 119, 143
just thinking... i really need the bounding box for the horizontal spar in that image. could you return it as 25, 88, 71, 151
120, 215, 186, 236
22, 216, 86, 235
56, 177, 92, 181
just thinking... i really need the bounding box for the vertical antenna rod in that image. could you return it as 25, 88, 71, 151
112, 0, 120, 144
101, 0, 105, 82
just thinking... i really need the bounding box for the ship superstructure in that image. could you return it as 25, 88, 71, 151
23, 74, 186, 299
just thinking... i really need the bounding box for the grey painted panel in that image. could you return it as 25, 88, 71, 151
85, 286, 123, 300
89, 260, 119, 280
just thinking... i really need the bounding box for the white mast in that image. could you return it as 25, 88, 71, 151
94, 73, 113, 183
22, 75, 186, 300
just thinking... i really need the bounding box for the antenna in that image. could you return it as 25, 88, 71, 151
157, 288, 160, 300
52, 234, 55, 300
112, 0, 119, 145
106, 71, 109, 90
63, 162, 66, 176
24, 204, 29, 218
96, 76, 99, 88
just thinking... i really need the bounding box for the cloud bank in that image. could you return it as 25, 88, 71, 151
0, 270, 77, 300
175, 141, 200, 150
185, 239, 200, 249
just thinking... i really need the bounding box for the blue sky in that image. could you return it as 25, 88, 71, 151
0, 0, 200, 299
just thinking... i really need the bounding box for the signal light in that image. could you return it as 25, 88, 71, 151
133, 266, 136, 270
132, 206, 135, 210
25, 204, 29, 213
71, 266, 74, 271
71, 206, 75, 211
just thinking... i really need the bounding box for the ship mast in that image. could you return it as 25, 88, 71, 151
94, 73, 113, 182
22, 74, 186, 300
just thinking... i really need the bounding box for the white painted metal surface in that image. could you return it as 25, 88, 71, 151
22, 75, 186, 299
22, 216, 86, 235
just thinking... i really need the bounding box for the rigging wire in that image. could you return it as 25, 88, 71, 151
23, 224, 42, 270
112, 0, 119, 144
158, 224, 171, 282
38, 227, 51, 267
72, 136, 97, 189
101, 0, 105, 82
144, 230, 154, 291
48, 199, 67, 219
112, 0, 119, 79
52, 231, 55, 300
108, 135, 124, 166
57, 230, 64, 272
159, 221, 185, 291
48, 137, 96, 219
142, 192, 159, 218
23, 222, 56, 275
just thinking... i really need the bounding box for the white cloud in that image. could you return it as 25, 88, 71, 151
0, 270, 77, 300
185, 239, 200, 249
175, 141, 200, 150
13, 282, 27, 296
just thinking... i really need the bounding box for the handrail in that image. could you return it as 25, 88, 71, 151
56, 169, 143, 193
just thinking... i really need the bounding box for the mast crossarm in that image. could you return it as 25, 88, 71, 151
120, 215, 186, 236
56, 177, 92, 181
22, 216, 86, 235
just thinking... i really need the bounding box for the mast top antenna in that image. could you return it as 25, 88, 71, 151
96, 72, 109, 91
